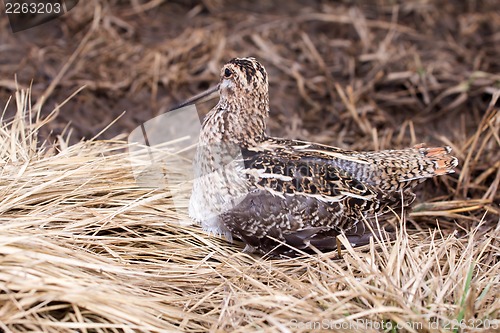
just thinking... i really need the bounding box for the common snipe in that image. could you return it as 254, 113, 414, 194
180, 57, 458, 255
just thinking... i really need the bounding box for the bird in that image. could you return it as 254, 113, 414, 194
178, 57, 458, 255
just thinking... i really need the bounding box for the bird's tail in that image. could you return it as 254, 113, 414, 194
412, 144, 458, 177
348, 143, 459, 191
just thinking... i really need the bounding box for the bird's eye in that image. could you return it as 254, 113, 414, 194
224, 68, 232, 78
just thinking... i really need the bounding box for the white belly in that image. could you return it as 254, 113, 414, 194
189, 158, 249, 241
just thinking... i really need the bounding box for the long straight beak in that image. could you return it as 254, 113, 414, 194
171, 84, 220, 111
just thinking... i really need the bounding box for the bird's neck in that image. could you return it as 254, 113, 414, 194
200, 97, 269, 147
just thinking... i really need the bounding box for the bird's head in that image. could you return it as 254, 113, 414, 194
218, 57, 268, 102
173, 57, 269, 113
172, 57, 270, 145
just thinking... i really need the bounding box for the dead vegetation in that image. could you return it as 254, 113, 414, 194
0, 0, 498, 332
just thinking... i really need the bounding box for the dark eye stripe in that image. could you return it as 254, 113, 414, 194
229, 58, 257, 84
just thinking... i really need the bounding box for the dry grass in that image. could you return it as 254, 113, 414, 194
0, 1, 499, 332
0, 88, 498, 332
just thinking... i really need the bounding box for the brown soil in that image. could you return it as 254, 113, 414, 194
0, 1, 498, 331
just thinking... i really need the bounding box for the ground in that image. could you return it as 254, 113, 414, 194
0, 1, 498, 332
